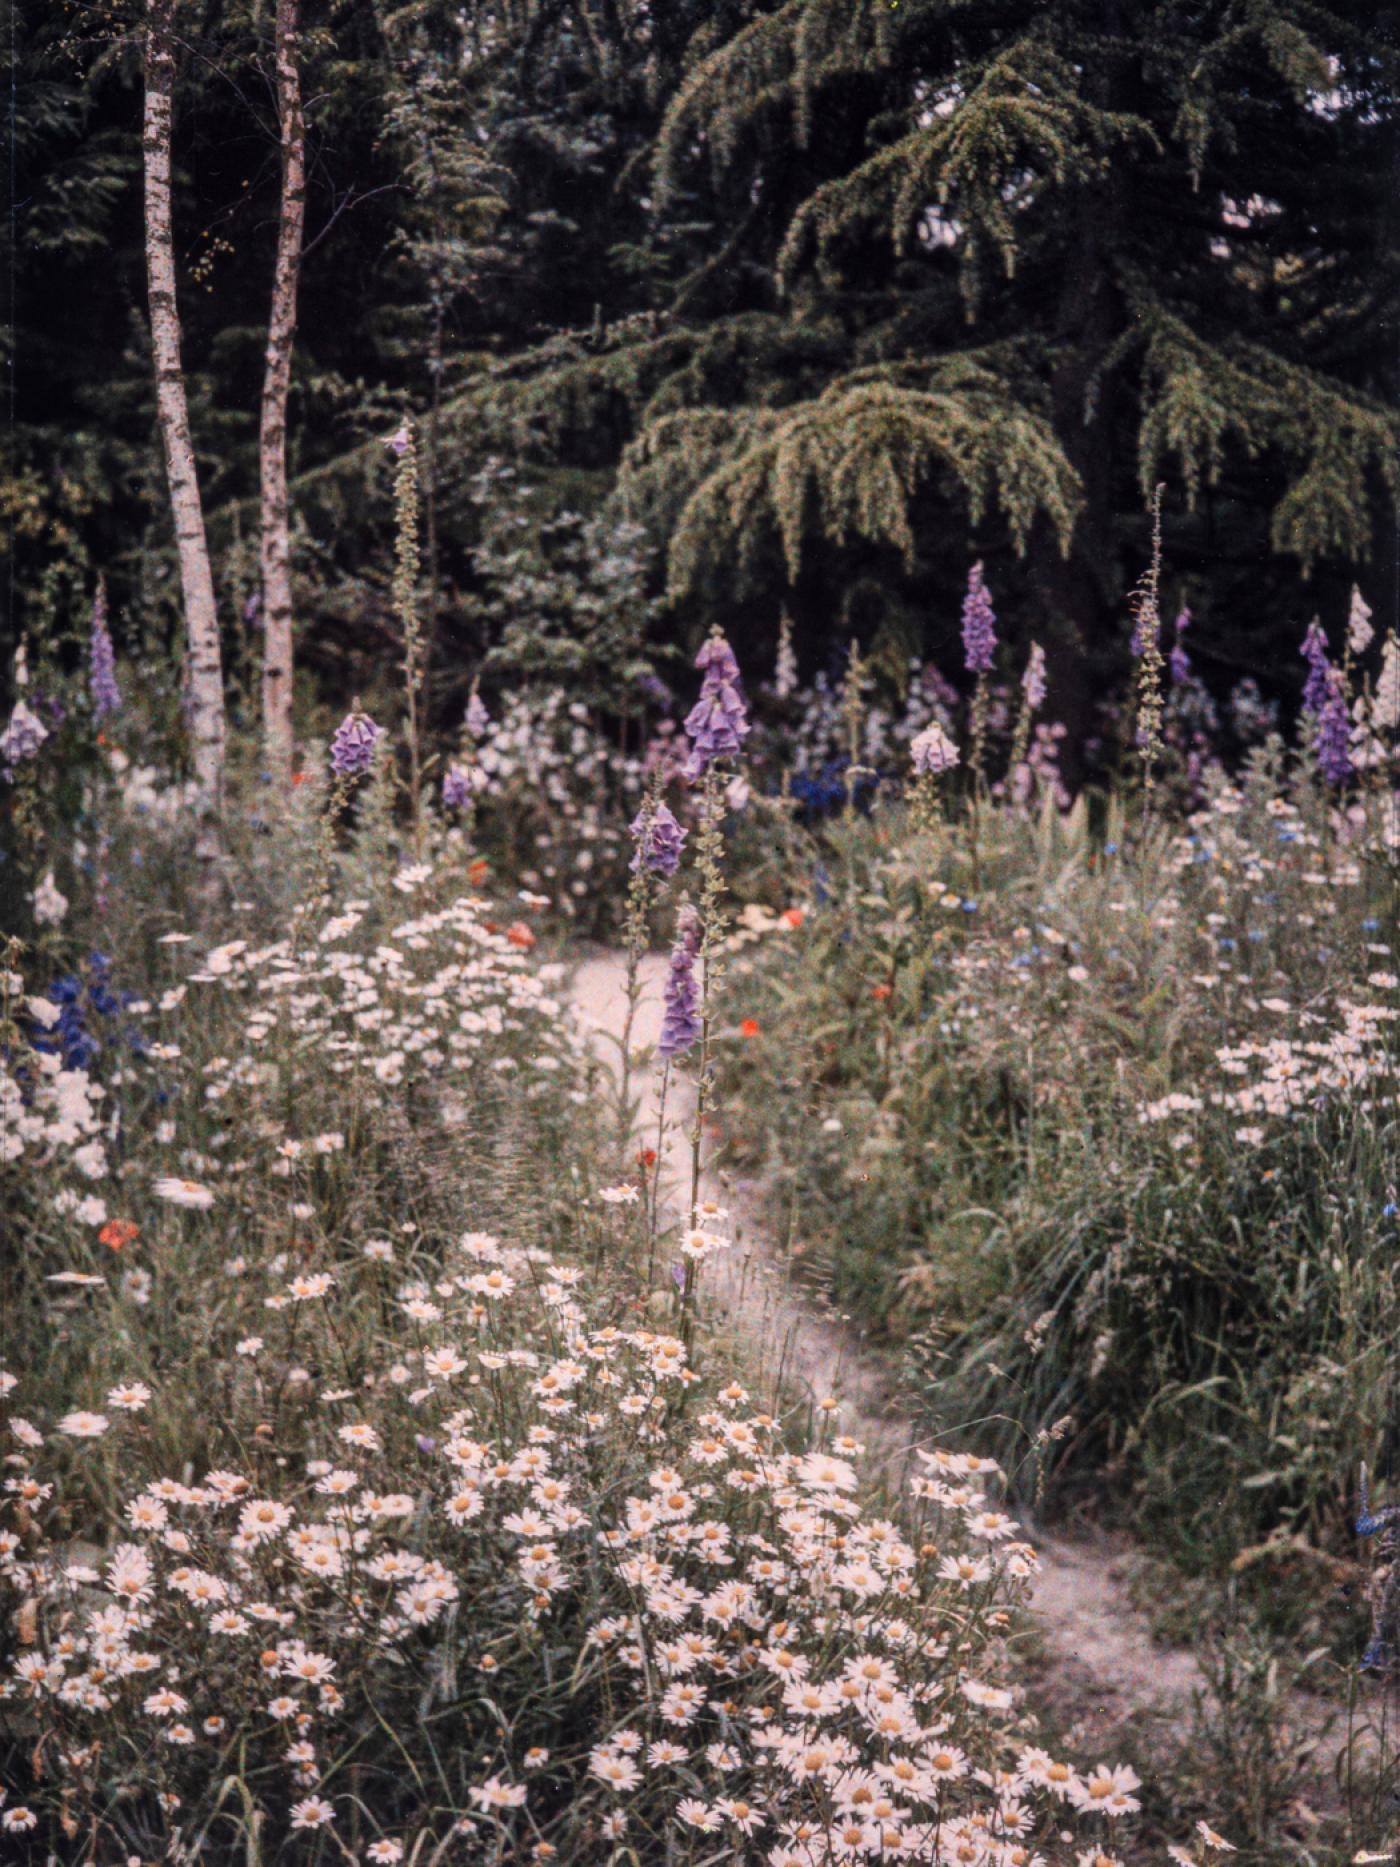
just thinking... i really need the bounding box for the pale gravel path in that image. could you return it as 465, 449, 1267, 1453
568, 951, 1215, 1742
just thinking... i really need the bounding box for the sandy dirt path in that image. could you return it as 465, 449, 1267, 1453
568, 950, 1221, 1748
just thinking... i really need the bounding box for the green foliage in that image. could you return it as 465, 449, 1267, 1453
634, 359, 1083, 602
7, 0, 1399, 735
1137, 305, 1400, 562
716, 764, 1400, 1578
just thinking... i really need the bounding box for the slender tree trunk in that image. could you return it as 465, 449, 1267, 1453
259, 0, 306, 778
143, 0, 225, 849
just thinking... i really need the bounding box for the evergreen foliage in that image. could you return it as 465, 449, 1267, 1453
4, 0, 1397, 754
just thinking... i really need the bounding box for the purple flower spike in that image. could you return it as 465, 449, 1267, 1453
695, 634, 741, 687
0, 700, 48, 774
630, 802, 687, 878
89, 583, 122, 719
330, 709, 381, 777
1022, 642, 1047, 711
1301, 620, 1332, 715
658, 910, 702, 1060
960, 563, 997, 675
1315, 670, 1353, 786
684, 631, 749, 779
1169, 607, 1192, 685
465, 691, 490, 740
442, 763, 485, 808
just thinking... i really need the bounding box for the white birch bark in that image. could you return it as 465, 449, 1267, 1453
143, 0, 226, 848
259, 0, 306, 778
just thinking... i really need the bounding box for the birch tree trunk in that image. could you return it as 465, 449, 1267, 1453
259, 0, 306, 778
143, 0, 226, 849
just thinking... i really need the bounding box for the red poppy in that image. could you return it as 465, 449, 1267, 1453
98, 1219, 140, 1253
739, 1018, 760, 1038
638, 1147, 658, 1169
871, 983, 892, 1002
290, 770, 309, 787
506, 922, 536, 949
468, 859, 490, 884
781, 907, 804, 929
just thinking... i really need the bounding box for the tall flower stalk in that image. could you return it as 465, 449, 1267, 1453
665, 629, 747, 1343
616, 772, 679, 1160
961, 563, 996, 889
1130, 486, 1167, 812
89, 580, 122, 720
841, 641, 870, 819
678, 774, 729, 1348
391, 424, 425, 860
1008, 641, 1045, 800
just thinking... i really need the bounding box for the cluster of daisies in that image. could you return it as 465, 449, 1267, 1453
183, 885, 571, 1101
4, 872, 579, 1267
0, 1202, 1173, 1862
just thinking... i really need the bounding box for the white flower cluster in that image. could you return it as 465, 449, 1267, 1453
1, 1218, 1149, 1862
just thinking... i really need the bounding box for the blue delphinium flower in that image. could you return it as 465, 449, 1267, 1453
1301, 620, 1332, 715
1315, 670, 1353, 786
89, 581, 122, 719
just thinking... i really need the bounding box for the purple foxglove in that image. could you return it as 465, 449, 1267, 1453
1, 700, 48, 773
330, 709, 381, 777
657, 911, 702, 1060
630, 802, 686, 877
960, 563, 997, 674
1022, 642, 1046, 711
910, 722, 959, 776
684, 631, 749, 778
442, 763, 485, 808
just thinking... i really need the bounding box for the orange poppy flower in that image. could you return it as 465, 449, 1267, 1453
739, 1019, 761, 1038
98, 1219, 140, 1253
506, 922, 536, 949
638, 1147, 658, 1169
290, 770, 309, 787
871, 983, 892, 1002
468, 858, 490, 884
781, 907, 804, 929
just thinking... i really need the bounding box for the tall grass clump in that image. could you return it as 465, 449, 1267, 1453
715, 659, 1400, 1577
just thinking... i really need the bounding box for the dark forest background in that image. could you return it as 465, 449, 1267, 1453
6, 0, 1399, 764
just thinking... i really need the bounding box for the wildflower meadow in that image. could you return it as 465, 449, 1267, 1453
6, 4, 1400, 1863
